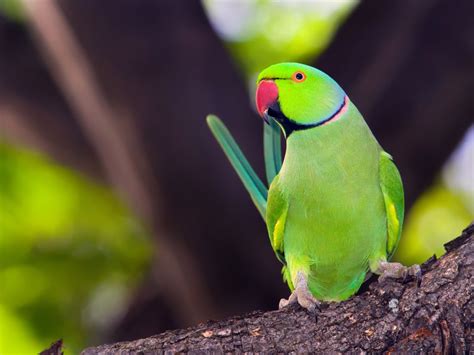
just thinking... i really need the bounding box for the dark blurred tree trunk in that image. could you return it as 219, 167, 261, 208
316, 0, 474, 207
0, 15, 100, 175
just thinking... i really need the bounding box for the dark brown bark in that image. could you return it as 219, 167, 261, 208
40, 339, 63, 355
82, 224, 473, 354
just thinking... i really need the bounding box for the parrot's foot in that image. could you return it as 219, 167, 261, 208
375, 261, 422, 285
279, 272, 320, 312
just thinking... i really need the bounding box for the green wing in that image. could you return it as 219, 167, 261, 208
266, 175, 288, 266
263, 118, 282, 185
379, 151, 405, 259
266, 175, 293, 288
206, 115, 267, 219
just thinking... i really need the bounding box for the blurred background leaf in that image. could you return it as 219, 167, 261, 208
393, 127, 473, 265
204, 0, 356, 81
0, 144, 151, 353
0, 0, 24, 23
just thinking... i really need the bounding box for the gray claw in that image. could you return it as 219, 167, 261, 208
409, 264, 422, 286
376, 261, 422, 286
279, 272, 320, 312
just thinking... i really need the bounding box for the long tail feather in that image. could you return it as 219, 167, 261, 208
206, 115, 267, 219
264, 119, 282, 185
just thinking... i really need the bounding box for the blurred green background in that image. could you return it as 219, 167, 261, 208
0, 0, 472, 353
0, 144, 151, 353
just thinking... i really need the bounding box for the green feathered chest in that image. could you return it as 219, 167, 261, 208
276, 103, 387, 300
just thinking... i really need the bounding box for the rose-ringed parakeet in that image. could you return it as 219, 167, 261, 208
207, 63, 420, 310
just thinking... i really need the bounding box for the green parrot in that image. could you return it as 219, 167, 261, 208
207, 63, 420, 310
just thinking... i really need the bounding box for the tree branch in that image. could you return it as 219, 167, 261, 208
81, 224, 473, 354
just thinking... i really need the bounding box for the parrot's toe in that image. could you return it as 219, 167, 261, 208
278, 290, 320, 312
278, 271, 320, 312
375, 260, 422, 285
278, 289, 297, 309
278, 298, 290, 309
409, 264, 422, 286
295, 288, 320, 312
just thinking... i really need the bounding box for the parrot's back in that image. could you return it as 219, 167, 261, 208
270, 101, 387, 301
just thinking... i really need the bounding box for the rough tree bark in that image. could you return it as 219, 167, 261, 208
80, 225, 473, 354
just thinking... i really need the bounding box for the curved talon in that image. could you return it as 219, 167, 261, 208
375, 261, 422, 286
409, 264, 422, 286
279, 297, 290, 309
278, 272, 320, 312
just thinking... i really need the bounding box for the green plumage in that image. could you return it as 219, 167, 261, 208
267, 101, 403, 300
207, 62, 404, 302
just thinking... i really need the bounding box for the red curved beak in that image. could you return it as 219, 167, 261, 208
256, 80, 279, 118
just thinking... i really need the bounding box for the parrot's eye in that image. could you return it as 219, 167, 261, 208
292, 71, 306, 82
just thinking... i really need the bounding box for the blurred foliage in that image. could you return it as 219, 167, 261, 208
0, 144, 152, 353
203, 0, 357, 81
393, 183, 472, 265
0, 0, 24, 23
394, 127, 474, 265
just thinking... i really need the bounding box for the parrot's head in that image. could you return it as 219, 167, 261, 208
256, 62, 348, 137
